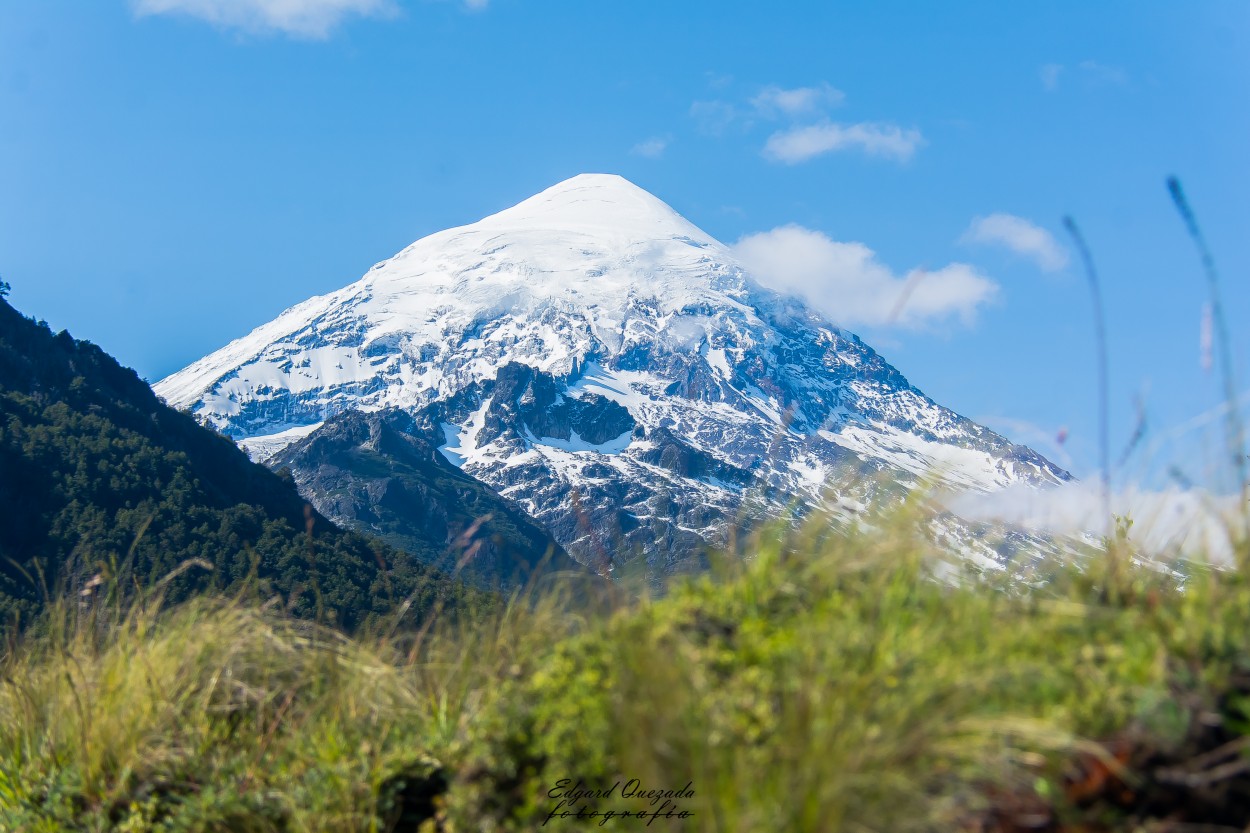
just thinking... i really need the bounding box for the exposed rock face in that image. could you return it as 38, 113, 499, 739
157, 174, 1070, 577
268, 409, 578, 588
479, 362, 636, 447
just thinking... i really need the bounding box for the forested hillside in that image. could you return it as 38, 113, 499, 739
0, 298, 485, 629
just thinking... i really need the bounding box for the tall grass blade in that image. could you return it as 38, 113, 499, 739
1167, 176, 1249, 546
1062, 216, 1113, 545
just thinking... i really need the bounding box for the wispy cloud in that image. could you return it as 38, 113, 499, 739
1039, 63, 1063, 92
131, 0, 397, 38
750, 83, 845, 118
1078, 60, 1129, 86
692, 80, 843, 135
691, 81, 924, 165
1038, 60, 1128, 91
961, 213, 1068, 272
733, 224, 997, 329
630, 136, 670, 159
689, 100, 740, 136
763, 121, 924, 164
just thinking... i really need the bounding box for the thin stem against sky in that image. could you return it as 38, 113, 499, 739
1063, 216, 1112, 538
1168, 177, 1249, 543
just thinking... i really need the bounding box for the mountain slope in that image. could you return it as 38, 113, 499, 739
157, 174, 1069, 572
267, 408, 579, 583
0, 298, 485, 627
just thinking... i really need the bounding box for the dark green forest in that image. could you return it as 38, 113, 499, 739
0, 298, 484, 629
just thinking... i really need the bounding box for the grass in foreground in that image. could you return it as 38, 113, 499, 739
2, 503, 1250, 832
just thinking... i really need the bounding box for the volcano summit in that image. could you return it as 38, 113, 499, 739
156, 174, 1068, 575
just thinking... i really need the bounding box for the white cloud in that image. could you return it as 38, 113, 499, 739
961, 213, 1068, 272
1039, 63, 1063, 92
751, 83, 845, 117
630, 136, 670, 159
131, 0, 396, 38
762, 121, 924, 164
945, 481, 1241, 564
733, 224, 998, 329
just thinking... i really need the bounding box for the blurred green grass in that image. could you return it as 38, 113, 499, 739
2, 498, 1249, 832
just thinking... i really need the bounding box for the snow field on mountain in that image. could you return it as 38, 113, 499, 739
156, 173, 1070, 569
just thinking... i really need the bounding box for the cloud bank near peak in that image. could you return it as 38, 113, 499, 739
945, 481, 1241, 565
733, 224, 998, 330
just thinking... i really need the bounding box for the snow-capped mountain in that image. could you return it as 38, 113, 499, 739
156, 174, 1069, 573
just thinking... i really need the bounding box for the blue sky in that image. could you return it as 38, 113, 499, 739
2, 0, 1248, 490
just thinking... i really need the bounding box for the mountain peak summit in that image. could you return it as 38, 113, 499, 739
470, 173, 713, 243
541, 172, 645, 193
